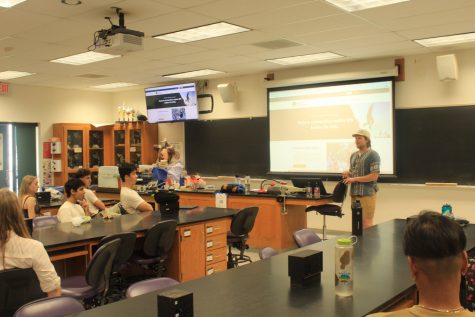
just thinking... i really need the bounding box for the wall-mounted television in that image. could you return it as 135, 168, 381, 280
145, 83, 199, 123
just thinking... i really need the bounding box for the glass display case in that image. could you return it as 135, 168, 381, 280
129, 129, 142, 165
67, 130, 84, 169
114, 130, 126, 165
89, 130, 104, 168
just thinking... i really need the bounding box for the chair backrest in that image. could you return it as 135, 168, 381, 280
230, 207, 259, 236
14, 296, 84, 317
259, 247, 278, 260
85, 238, 121, 293
32, 216, 59, 228
126, 277, 179, 298
293, 229, 322, 247
143, 220, 177, 258
98, 232, 137, 273
0, 268, 46, 317
332, 181, 348, 203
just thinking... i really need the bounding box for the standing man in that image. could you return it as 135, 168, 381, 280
342, 129, 380, 228
119, 162, 154, 214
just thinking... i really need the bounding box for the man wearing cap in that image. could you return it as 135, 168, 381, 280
342, 129, 380, 228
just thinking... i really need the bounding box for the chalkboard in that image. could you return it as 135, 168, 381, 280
185, 107, 475, 184
184, 117, 269, 177
395, 106, 475, 185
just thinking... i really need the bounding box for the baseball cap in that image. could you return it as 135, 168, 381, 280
352, 129, 371, 140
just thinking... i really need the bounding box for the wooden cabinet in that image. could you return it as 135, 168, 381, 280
112, 122, 158, 166
167, 218, 230, 282
52, 122, 158, 186
53, 123, 112, 186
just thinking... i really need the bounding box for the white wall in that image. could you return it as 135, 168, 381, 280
0, 84, 114, 140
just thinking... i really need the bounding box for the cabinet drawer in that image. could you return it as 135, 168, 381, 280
205, 234, 227, 251
206, 260, 227, 276
205, 247, 227, 265
205, 219, 228, 237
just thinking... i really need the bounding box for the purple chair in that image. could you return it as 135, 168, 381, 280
32, 216, 59, 228
14, 296, 84, 317
130, 220, 177, 277
226, 206, 259, 268
259, 247, 278, 260
126, 277, 179, 298
293, 229, 322, 248
61, 239, 121, 307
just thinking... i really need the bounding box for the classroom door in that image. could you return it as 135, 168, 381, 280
0, 124, 12, 189
0, 123, 38, 191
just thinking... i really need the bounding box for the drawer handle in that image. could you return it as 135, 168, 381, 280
206, 254, 213, 262
206, 241, 213, 248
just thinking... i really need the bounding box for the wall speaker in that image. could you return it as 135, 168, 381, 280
217, 83, 236, 103
436, 54, 458, 81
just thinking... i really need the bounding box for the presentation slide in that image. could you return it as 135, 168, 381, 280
268, 80, 394, 174
145, 83, 198, 123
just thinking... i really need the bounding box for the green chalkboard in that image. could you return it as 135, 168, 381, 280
184, 117, 269, 178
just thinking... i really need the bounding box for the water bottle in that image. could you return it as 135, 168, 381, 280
314, 186, 320, 199
351, 200, 363, 236
335, 236, 357, 297
244, 176, 251, 194
442, 203, 454, 218
306, 182, 313, 198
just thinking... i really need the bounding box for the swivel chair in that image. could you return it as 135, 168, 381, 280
14, 296, 84, 317
130, 220, 177, 277
305, 181, 348, 240
258, 247, 278, 260
126, 277, 179, 298
293, 229, 322, 247
98, 232, 137, 300
0, 268, 46, 317
226, 206, 259, 268
61, 239, 121, 307
32, 216, 59, 228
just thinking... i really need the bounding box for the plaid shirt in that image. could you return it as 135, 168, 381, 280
349, 149, 380, 196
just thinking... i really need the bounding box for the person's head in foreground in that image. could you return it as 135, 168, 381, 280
404, 211, 468, 313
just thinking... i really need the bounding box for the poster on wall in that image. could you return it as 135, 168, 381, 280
0, 133, 3, 171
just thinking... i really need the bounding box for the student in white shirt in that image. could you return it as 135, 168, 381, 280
57, 178, 91, 223
76, 168, 106, 216
119, 162, 153, 214
0, 188, 61, 297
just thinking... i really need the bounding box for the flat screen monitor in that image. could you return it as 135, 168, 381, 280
291, 177, 329, 196
145, 83, 199, 123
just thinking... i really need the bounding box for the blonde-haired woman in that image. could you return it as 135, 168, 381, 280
0, 188, 61, 297
19, 175, 40, 219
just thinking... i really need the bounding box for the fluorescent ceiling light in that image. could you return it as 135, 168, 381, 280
324, 0, 410, 12
92, 82, 138, 89
50, 51, 120, 65
0, 71, 35, 80
267, 52, 344, 65
154, 22, 250, 43
0, 0, 28, 8
163, 69, 224, 79
414, 32, 475, 47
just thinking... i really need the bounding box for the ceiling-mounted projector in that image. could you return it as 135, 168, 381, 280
92, 7, 144, 55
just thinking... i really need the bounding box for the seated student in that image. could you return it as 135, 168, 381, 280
368, 211, 473, 316
0, 189, 61, 297
57, 179, 91, 223
75, 168, 106, 217
19, 175, 41, 219
119, 162, 153, 214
